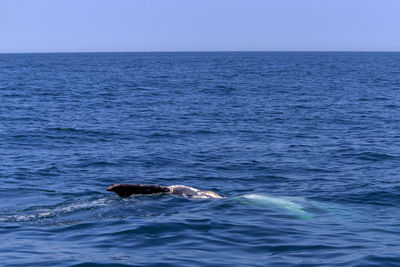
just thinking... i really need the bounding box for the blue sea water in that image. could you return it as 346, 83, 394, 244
1, 52, 400, 266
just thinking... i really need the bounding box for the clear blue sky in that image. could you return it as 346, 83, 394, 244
1, 0, 399, 53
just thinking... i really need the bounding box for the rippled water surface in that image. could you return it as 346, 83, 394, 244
1, 52, 400, 266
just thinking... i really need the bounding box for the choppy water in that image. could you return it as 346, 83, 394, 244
1, 52, 400, 266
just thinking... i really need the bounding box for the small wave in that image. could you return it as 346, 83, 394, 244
71, 263, 133, 267
341, 152, 397, 162
357, 254, 400, 266
47, 127, 116, 137
144, 132, 178, 138
0, 197, 111, 223
385, 104, 400, 109
72, 161, 119, 168
178, 129, 217, 135
337, 190, 400, 207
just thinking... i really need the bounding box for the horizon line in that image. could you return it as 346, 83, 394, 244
1, 50, 400, 55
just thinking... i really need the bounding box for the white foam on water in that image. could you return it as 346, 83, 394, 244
0, 197, 111, 223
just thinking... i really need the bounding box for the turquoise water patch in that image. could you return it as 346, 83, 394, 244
236, 194, 317, 220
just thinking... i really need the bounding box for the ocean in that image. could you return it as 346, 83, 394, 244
1, 52, 400, 266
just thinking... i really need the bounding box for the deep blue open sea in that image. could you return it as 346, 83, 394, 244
1, 52, 400, 266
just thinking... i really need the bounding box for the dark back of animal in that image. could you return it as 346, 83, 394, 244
107, 184, 170, 197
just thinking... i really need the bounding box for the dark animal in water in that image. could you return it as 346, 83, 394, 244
107, 184, 224, 199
